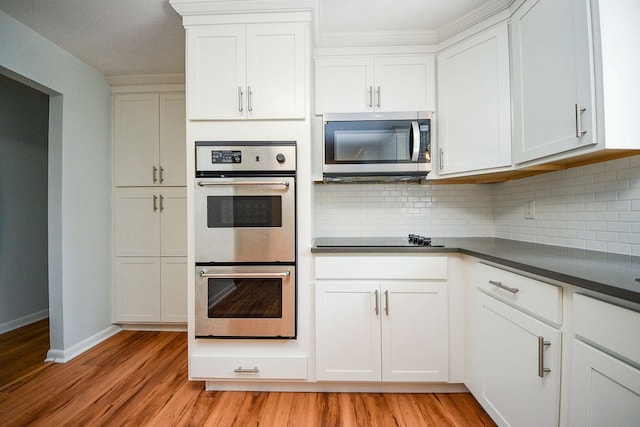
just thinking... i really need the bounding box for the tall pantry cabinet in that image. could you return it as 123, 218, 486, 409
112, 89, 187, 324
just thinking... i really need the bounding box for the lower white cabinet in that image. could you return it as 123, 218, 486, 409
114, 257, 187, 323
314, 256, 449, 383
478, 292, 561, 427
567, 293, 640, 426
316, 280, 448, 382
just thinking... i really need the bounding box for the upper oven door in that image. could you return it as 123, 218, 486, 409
195, 176, 295, 263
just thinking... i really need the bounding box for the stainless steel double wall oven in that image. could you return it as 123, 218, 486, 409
194, 142, 296, 338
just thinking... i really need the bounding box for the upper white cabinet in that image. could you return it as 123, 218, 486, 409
436, 23, 512, 176
113, 93, 186, 187
511, 0, 640, 166
314, 55, 435, 114
186, 23, 306, 120
511, 0, 595, 164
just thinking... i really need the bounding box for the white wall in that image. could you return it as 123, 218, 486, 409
494, 155, 640, 256
0, 11, 114, 359
0, 75, 49, 332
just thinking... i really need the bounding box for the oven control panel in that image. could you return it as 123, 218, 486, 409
211, 150, 242, 164
196, 142, 296, 174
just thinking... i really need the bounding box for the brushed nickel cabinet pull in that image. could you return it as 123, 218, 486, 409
159, 167, 164, 184
238, 86, 243, 112
159, 194, 164, 212
439, 148, 444, 170
489, 280, 519, 294
152, 166, 158, 184
374, 289, 379, 315
369, 86, 373, 108
538, 336, 551, 377
376, 86, 381, 108
575, 103, 587, 138
247, 86, 253, 112
384, 289, 390, 315
153, 194, 158, 212
234, 366, 259, 374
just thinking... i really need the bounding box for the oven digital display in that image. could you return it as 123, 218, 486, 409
211, 150, 242, 164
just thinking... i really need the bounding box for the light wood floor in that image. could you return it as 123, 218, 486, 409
0, 330, 495, 426
0, 318, 50, 388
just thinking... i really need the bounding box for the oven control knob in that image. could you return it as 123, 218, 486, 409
276, 153, 286, 163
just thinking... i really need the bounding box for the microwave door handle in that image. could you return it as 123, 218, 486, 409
410, 121, 420, 162
198, 271, 290, 279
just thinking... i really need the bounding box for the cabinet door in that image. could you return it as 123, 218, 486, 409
374, 56, 435, 112
314, 57, 374, 114
511, 0, 595, 163
159, 93, 186, 186
186, 25, 246, 119
114, 188, 160, 256
159, 188, 187, 257
437, 24, 511, 175
113, 93, 160, 186
568, 340, 640, 427
382, 282, 448, 382
316, 281, 381, 381
161, 257, 187, 323
246, 23, 306, 119
114, 257, 161, 322
479, 293, 561, 427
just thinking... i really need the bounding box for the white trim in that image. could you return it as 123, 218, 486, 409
119, 323, 188, 332
45, 325, 122, 363
107, 73, 185, 88
204, 381, 468, 393
0, 309, 49, 334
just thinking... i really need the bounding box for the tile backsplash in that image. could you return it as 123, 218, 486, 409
313, 154, 640, 256
313, 182, 495, 238
494, 155, 640, 256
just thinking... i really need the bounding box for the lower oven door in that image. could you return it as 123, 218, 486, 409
195, 265, 296, 338
195, 176, 295, 263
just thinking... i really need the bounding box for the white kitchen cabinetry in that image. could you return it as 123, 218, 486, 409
186, 23, 306, 120
568, 293, 640, 426
511, 0, 640, 166
436, 23, 511, 176
315, 256, 448, 382
113, 187, 187, 323
473, 263, 562, 427
314, 55, 435, 114
113, 93, 186, 187
114, 257, 187, 323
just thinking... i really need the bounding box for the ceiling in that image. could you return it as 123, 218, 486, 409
0, 0, 491, 78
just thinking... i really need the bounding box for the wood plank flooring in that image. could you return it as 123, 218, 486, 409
0, 330, 495, 426
0, 318, 50, 388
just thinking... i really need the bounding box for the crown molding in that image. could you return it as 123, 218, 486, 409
437, 0, 515, 42
107, 73, 185, 89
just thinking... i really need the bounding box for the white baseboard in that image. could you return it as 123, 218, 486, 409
0, 309, 49, 334
119, 323, 187, 332
45, 325, 122, 363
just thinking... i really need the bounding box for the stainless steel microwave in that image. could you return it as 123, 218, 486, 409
322, 111, 432, 182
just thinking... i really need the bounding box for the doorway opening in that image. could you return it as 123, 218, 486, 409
0, 74, 51, 388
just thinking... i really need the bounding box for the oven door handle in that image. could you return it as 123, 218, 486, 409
197, 181, 290, 187
198, 271, 291, 278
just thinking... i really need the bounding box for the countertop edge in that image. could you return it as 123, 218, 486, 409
311, 239, 640, 305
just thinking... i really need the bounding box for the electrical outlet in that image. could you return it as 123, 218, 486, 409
524, 200, 535, 219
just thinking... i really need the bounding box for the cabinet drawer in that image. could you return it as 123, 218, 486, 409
190, 354, 307, 380
574, 293, 640, 365
476, 263, 562, 324
315, 256, 447, 280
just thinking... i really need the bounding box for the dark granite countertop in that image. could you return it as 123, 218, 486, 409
312, 237, 640, 304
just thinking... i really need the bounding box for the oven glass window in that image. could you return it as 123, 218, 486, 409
207, 196, 282, 228
325, 120, 411, 163
207, 278, 282, 318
